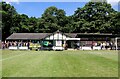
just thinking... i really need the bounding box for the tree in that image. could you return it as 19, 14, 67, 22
39, 6, 67, 33
73, 1, 116, 33
1, 2, 17, 40
110, 12, 120, 34
1, 1, 120, 41
28, 17, 38, 32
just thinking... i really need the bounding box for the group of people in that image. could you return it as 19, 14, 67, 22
72, 41, 115, 50
1, 41, 116, 50
92, 42, 114, 50
2, 41, 30, 49
63, 41, 115, 50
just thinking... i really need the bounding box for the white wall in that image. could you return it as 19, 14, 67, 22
45, 32, 69, 40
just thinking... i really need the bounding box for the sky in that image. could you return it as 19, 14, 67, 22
11, 2, 88, 18
1, 0, 120, 18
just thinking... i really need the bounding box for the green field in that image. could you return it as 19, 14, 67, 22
1, 50, 118, 77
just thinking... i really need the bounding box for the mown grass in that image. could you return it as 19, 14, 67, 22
2, 50, 118, 77
0, 49, 2, 78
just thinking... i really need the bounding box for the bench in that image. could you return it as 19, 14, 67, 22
93, 46, 101, 50
81, 46, 92, 50
52, 46, 64, 51
19, 47, 28, 50
9, 47, 18, 50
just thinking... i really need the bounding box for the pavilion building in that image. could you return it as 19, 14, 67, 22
6, 30, 120, 50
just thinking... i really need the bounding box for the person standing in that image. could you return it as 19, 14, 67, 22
100, 42, 103, 50
109, 42, 113, 50
27, 42, 30, 49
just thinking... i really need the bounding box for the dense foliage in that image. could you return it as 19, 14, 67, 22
1, 2, 120, 40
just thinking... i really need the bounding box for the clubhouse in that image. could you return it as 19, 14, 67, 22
6, 30, 120, 50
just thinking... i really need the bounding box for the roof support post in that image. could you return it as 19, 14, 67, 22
115, 37, 118, 51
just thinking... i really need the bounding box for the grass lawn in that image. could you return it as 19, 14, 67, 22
0, 50, 2, 78
1, 50, 118, 77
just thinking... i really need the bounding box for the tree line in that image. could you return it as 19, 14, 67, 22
0, 1, 120, 40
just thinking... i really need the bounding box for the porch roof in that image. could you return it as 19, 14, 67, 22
6, 33, 52, 40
